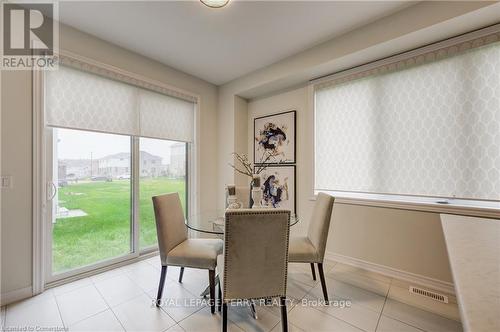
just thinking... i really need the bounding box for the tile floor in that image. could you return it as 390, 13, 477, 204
1, 256, 462, 332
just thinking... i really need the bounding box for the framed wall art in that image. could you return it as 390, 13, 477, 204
254, 110, 296, 164
254, 165, 296, 214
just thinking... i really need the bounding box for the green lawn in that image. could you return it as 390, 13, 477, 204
53, 177, 186, 273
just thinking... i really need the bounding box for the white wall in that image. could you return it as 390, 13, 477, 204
219, 1, 499, 285
247, 86, 454, 284
0, 24, 219, 302
247, 87, 313, 237
1, 70, 34, 297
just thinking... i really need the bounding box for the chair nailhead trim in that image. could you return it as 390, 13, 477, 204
222, 210, 291, 301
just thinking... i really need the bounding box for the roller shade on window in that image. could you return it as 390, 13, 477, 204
45, 65, 195, 142
314, 41, 500, 201
139, 89, 194, 143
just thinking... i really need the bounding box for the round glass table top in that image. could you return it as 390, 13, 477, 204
185, 210, 300, 235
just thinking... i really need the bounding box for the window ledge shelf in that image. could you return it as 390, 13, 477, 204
313, 190, 500, 219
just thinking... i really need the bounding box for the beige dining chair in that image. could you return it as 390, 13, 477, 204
152, 193, 223, 314
288, 192, 334, 302
217, 209, 291, 332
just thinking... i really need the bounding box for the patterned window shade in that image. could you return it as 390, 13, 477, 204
139, 89, 194, 143
45, 65, 195, 142
315, 42, 500, 201
46, 65, 138, 136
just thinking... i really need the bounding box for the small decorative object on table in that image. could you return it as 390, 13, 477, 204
229, 151, 275, 208
226, 184, 242, 209
251, 174, 263, 208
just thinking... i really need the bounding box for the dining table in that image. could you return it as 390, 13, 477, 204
185, 209, 300, 235
184, 209, 300, 318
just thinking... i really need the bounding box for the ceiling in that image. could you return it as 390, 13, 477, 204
57, 1, 414, 85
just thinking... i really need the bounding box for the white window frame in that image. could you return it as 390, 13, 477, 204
32, 52, 200, 293
309, 24, 500, 220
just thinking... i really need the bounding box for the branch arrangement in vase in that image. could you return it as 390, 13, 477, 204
229, 151, 276, 180
228, 151, 277, 208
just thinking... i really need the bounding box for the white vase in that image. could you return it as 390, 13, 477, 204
251, 189, 263, 208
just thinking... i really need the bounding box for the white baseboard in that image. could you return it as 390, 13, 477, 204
1, 286, 33, 306
325, 252, 455, 295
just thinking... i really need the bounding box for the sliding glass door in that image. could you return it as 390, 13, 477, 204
46, 130, 189, 278
139, 138, 187, 250
48, 128, 133, 274
43, 63, 195, 282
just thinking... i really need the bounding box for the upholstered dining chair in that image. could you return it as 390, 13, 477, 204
217, 209, 291, 332
288, 192, 334, 302
152, 193, 223, 313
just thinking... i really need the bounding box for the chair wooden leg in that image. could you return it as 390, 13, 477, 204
178, 267, 185, 283
156, 265, 167, 307
250, 301, 258, 319
310, 263, 317, 281
209, 269, 216, 314
217, 281, 222, 312
222, 303, 228, 332
317, 263, 329, 303
280, 297, 288, 332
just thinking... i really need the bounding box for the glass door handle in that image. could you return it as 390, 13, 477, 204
47, 181, 57, 200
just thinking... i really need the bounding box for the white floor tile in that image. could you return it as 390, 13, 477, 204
308, 277, 386, 313
166, 324, 186, 331
376, 315, 423, 332
288, 305, 363, 331
90, 267, 127, 284
288, 264, 320, 287
33, 288, 58, 302
2, 258, 464, 332
383, 299, 462, 332
270, 321, 304, 332
112, 293, 177, 332
126, 262, 163, 291
94, 274, 144, 307
144, 255, 162, 269
287, 278, 314, 301
56, 284, 108, 326
166, 266, 183, 279
179, 306, 244, 332
172, 268, 210, 296
5, 294, 64, 328
228, 303, 280, 332
387, 282, 460, 322
69, 309, 124, 331
261, 298, 297, 317
145, 279, 206, 323
53, 277, 93, 296
303, 292, 381, 332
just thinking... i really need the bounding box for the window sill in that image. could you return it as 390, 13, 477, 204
312, 190, 500, 219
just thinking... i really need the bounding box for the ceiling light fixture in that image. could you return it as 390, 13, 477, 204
200, 0, 230, 9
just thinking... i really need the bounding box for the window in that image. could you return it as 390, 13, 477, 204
52, 128, 131, 273
139, 138, 187, 249
314, 40, 500, 204
44, 63, 195, 279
